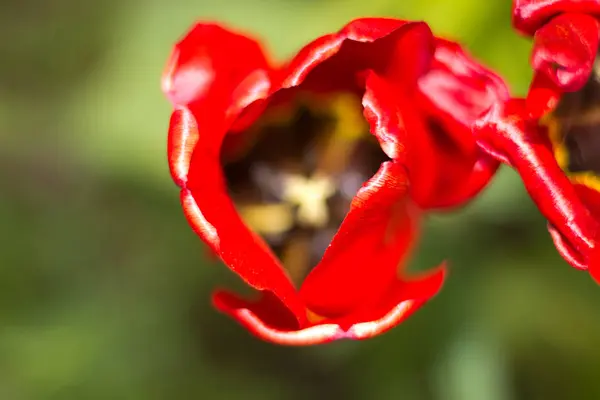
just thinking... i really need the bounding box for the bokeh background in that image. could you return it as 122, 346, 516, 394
2, 0, 600, 399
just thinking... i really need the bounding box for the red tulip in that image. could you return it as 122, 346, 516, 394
475, 0, 600, 283
162, 19, 508, 345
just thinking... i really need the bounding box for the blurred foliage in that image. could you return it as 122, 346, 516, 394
1, 0, 599, 399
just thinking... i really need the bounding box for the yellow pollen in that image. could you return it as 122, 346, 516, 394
282, 173, 336, 228
238, 203, 294, 235
329, 93, 367, 141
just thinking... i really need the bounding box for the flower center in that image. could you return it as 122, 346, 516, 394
222, 94, 388, 283
546, 52, 600, 190
281, 173, 335, 228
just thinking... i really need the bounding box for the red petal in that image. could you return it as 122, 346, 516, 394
213, 290, 346, 345
413, 39, 507, 208
409, 114, 498, 211
181, 187, 307, 324
361, 72, 440, 204
279, 18, 434, 93
583, 185, 600, 282
162, 23, 270, 107
513, 0, 600, 35
162, 23, 272, 150
213, 290, 301, 330
526, 72, 562, 118
574, 183, 600, 217
342, 264, 446, 339
212, 265, 446, 345
299, 161, 419, 318
475, 99, 598, 262
571, 185, 600, 277
426, 151, 501, 209
361, 71, 412, 162
359, 19, 434, 92
168, 105, 305, 316
548, 223, 588, 269
182, 155, 306, 323
419, 39, 509, 148
531, 13, 600, 91
162, 24, 308, 323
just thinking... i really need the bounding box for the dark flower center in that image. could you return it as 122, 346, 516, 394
563, 125, 600, 173
222, 95, 388, 283
552, 54, 600, 175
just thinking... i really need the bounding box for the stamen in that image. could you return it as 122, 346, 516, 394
282, 173, 335, 228
238, 203, 294, 235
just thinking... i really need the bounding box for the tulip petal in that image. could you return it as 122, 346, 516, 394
419, 39, 510, 147
574, 183, 600, 217
526, 72, 562, 119
162, 23, 270, 107
162, 24, 308, 323
345, 264, 446, 339
580, 184, 600, 283
414, 39, 507, 208
513, 0, 600, 35
548, 223, 588, 269
162, 23, 272, 149
212, 264, 445, 345
175, 109, 306, 323
427, 151, 501, 209
280, 18, 434, 94
361, 71, 410, 161
299, 161, 419, 318
475, 99, 598, 266
181, 184, 307, 324
531, 13, 600, 92
213, 290, 301, 330
213, 290, 345, 345
362, 71, 440, 205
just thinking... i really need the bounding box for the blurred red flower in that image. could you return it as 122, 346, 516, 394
475, 1, 600, 283
162, 18, 508, 345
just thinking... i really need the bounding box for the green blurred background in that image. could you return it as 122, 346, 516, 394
2, 0, 600, 399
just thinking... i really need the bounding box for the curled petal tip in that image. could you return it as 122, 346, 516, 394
513, 0, 600, 35
407, 261, 448, 298
531, 13, 600, 91
345, 300, 420, 340
211, 264, 446, 345
548, 224, 587, 270
168, 108, 199, 187
349, 263, 447, 340
212, 290, 340, 346
161, 22, 270, 108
